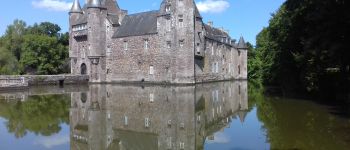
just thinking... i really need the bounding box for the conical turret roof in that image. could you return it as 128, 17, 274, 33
70, 0, 82, 13
237, 36, 248, 49
88, 0, 102, 8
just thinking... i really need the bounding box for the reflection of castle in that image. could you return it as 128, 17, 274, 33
70, 81, 248, 150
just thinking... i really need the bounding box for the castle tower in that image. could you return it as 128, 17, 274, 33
158, 0, 197, 83
237, 37, 248, 79
86, 0, 107, 82
69, 0, 83, 74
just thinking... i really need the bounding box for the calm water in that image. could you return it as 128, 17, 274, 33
0, 82, 350, 150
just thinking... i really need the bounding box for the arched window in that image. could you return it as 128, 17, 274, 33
81, 63, 87, 75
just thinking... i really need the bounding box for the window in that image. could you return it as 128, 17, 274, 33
179, 19, 184, 27
124, 116, 128, 126
238, 65, 241, 75
166, 18, 171, 31
145, 118, 150, 128
211, 42, 214, 55
165, 5, 171, 12
144, 39, 149, 50
179, 40, 184, 47
106, 46, 111, 55
229, 64, 231, 73
150, 93, 154, 102
196, 43, 200, 54
81, 49, 86, 58
178, 15, 184, 27
124, 41, 128, 51
167, 41, 171, 49
149, 65, 154, 75
216, 62, 219, 73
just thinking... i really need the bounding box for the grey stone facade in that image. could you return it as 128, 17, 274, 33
69, 0, 248, 84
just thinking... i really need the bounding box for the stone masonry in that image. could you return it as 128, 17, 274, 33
69, 0, 248, 84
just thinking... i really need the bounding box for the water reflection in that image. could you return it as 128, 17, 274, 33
69, 81, 248, 150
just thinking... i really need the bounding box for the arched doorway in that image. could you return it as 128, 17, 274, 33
81, 63, 87, 75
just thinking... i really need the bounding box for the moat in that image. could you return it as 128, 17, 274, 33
0, 81, 350, 150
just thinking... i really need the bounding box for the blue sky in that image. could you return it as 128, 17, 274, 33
0, 0, 285, 44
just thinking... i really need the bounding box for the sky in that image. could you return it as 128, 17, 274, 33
0, 0, 285, 44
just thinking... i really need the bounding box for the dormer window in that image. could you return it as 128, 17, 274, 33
165, 5, 171, 12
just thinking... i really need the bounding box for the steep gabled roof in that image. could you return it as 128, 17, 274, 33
113, 11, 159, 38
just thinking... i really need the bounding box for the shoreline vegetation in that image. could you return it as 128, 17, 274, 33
0, 20, 69, 75
248, 0, 349, 102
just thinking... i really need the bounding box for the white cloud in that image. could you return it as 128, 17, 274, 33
206, 132, 231, 144
32, 0, 72, 12
197, 0, 230, 14
34, 134, 70, 148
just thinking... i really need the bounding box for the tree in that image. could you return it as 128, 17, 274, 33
255, 0, 349, 100
2, 19, 27, 60
0, 46, 20, 75
20, 34, 68, 75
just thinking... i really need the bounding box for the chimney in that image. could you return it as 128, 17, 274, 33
208, 21, 213, 27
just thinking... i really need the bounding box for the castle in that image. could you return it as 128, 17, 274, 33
69, 0, 248, 84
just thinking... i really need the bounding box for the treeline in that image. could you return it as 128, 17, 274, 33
0, 20, 69, 75
249, 0, 349, 100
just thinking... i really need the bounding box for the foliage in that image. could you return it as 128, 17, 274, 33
20, 34, 68, 75
0, 20, 69, 75
0, 46, 20, 74
252, 0, 349, 100
0, 95, 70, 138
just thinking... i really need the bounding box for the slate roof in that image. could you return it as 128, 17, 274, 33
204, 24, 231, 44
113, 11, 159, 38
72, 15, 87, 26
237, 36, 248, 49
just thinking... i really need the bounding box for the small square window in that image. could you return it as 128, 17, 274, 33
179, 40, 184, 47
167, 41, 171, 49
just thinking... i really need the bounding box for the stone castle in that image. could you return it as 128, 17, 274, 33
69, 0, 248, 84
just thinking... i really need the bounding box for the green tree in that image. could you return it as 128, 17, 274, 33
255, 0, 349, 99
0, 46, 20, 75
2, 19, 27, 60
20, 34, 68, 75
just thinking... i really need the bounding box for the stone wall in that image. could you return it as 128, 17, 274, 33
0, 75, 89, 90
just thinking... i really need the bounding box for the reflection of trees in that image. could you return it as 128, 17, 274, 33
0, 95, 70, 138
249, 82, 350, 150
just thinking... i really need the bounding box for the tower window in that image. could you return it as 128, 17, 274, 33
144, 39, 149, 50
124, 41, 128, 51
178, 15, 184, 27
179, 40, 184, 47
167, 41, 171, 49
150, 65, 154, 75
